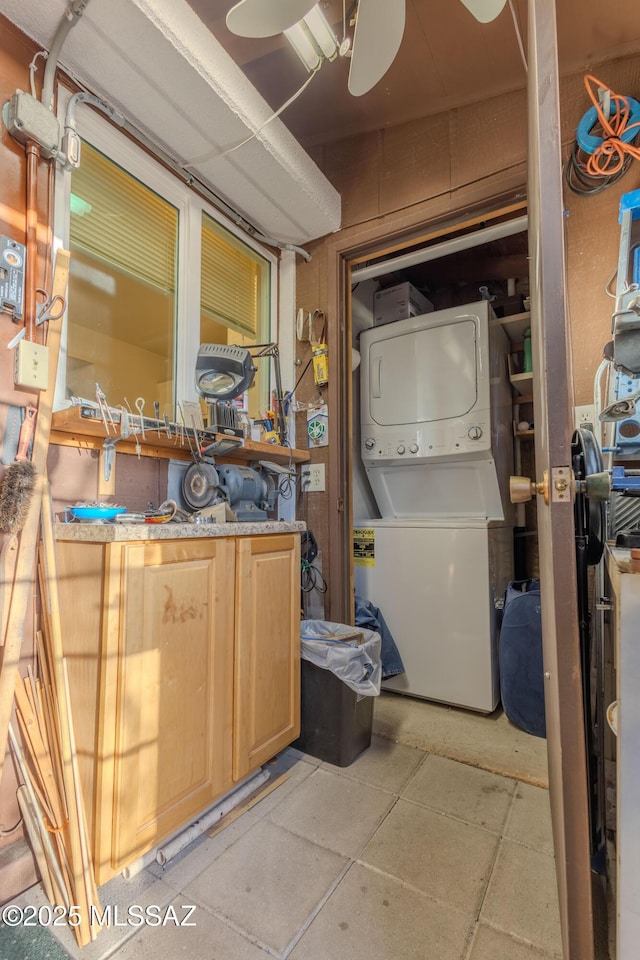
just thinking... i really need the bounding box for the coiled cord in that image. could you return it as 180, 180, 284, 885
565, 74, 640, 196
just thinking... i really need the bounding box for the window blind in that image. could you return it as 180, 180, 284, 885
201, 213, 267, 338
70, 142, 178, 292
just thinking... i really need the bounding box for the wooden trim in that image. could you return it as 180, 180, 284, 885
349, 200, 528, 268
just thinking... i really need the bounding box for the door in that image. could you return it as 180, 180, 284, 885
234, 534, 300, 780
527, 1, 595, 956
110, 538, 235, 872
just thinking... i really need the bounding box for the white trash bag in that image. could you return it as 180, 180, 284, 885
300, 620, 382, 697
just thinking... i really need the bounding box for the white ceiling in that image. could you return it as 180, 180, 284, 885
0, 0, 341, 246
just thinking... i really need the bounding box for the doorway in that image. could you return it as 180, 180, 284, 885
345, 206, 535, 598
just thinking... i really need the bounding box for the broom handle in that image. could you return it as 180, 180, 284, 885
0, 249, 69, 786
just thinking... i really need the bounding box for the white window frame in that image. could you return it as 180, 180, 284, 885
53, 88, 279, 414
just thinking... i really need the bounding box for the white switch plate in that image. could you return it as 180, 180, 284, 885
14, 339, 49, 390
301, 463, 325, 492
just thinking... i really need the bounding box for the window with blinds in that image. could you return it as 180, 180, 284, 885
200, 212, 269, 339
61, 124, 273, 420
200, 213, 270, 417
67, 142, 178, 410
70, 143, 177, 292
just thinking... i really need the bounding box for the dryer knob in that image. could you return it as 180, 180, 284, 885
364, 438, 375, 450
468, 425, 483, 440
397, 445, 406, 455
410, 443, 419, 454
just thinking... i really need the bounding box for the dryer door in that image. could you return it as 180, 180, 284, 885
367, 317, 478, 427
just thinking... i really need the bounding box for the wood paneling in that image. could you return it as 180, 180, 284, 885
380, 112, 451, 216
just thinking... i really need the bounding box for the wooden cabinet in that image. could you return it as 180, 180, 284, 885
56, 531, 300, 884
234, 535, 301, 780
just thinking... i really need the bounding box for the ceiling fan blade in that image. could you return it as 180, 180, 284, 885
458, 0, 508, 24
348, 0, 406, 97
226, 0, 318, 39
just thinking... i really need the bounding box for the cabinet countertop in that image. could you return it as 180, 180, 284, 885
54, 520, 306, 542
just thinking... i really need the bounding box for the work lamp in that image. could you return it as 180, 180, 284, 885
195, 344, 256, 400
194, 342, 288, 445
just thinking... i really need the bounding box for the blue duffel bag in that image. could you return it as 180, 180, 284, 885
499, 579, 546, 738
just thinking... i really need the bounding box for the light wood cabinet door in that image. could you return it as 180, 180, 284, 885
105, 538, 235, 872
234, 534, 300, 780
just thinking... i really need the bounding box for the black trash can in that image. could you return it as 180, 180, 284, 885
291, 620, 380, 766
292, 658, 375, 766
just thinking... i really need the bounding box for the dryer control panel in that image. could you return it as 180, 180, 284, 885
361, 413, 492, 463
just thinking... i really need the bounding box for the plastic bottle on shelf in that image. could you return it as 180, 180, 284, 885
523, 327, 532, 373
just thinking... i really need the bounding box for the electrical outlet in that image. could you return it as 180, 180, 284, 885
574, 404, 596, 432
301, 463, 326, 492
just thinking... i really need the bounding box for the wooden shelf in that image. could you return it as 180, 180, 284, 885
509, 370, 534, 396
50, 407, 310, 465
498, 310, 531, 344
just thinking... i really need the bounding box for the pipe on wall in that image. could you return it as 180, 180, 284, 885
24, 141, 40, 342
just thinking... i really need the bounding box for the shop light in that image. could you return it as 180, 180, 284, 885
284, 4, 339, 72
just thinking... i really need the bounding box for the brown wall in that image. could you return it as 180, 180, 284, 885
295, 54, 640, 618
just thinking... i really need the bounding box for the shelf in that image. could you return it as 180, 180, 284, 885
498, 310, 531, 344
515, 430, 535, 438
50, 407, 310, 465
509, 370, 534, 396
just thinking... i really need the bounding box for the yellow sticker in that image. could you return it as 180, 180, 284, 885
353, 528, 375, 566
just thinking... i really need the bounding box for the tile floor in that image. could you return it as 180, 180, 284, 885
1, 707, 562, 960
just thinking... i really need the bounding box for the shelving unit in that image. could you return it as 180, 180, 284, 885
500, 310, 538, 578
498, 310, 531, 346
50, 407, 310, 466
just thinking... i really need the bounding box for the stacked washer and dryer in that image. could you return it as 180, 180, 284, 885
354, 300, 514, 713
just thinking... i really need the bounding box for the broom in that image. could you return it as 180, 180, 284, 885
0, 458, 36, 647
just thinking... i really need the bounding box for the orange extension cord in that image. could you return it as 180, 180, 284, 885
582, 74, 640, 176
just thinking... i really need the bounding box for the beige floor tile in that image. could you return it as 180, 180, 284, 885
402, 754, 516, 832
469, 923, 562, 959
361, 798, 499, 916
321, 734, 425, 793
149, 756, 317, 890
184, 819, 348, 954
481, 840, 562, 955
111, 895, 272, 960
289, 862, 474, 960
268, 767, 395, 857
374, 693, 549, 787
504, 783, 554, 856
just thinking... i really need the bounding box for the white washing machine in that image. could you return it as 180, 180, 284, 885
354, 518, 513, 712
355, 301, 514, 712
